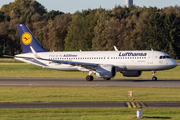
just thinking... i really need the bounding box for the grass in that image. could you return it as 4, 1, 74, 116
0, 86, 180, 103
0, 108, 180, 120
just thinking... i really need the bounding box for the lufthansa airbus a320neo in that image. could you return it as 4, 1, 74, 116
14, 24, 178, 81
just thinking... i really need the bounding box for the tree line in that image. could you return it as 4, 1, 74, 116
0, 0, 180, 59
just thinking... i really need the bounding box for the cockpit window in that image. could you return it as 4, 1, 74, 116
159, 56, 171, 59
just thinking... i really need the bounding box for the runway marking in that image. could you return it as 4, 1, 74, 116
127, 102, 131, 108
139, 102, 146, 108
126, 102, 146, 108
131, 102, 136, 108
136, 102, 140, 108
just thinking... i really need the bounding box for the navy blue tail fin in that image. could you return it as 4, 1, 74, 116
17, 24, 47, 53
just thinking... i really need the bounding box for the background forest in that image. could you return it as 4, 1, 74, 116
0, 0, 180, 59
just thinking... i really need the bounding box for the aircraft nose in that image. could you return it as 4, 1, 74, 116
171, 59, 178, 68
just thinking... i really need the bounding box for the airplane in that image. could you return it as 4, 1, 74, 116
14, 24, 178, 81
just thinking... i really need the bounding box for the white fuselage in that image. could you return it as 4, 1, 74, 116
15, 50, 178, 72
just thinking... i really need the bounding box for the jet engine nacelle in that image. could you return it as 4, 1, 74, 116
96, 65, 116, 78
121, 71, 142, 77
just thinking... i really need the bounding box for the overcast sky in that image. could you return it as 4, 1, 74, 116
0, 0, 180, 13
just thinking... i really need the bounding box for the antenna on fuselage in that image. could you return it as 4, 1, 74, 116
114, 46, 119, 51
151, 48, 153, 51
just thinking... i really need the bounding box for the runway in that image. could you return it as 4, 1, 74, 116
0, 102, 179, 108
0, 78, 180, 87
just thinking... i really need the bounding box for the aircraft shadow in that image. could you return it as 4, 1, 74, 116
140, 116, 171, 119
94, 79, 180, 82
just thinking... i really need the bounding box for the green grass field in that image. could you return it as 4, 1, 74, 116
0, 108, 180, 120
0, 86, 180, 103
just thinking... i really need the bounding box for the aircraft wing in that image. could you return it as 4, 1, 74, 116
30, 46, 98, 70
48, 59, 98, 70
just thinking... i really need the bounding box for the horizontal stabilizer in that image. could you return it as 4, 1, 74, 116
3, 55, 15, 58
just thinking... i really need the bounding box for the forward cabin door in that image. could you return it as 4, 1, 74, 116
148, 52, 153, 64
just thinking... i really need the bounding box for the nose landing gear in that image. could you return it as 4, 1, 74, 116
152, 71, 157, 81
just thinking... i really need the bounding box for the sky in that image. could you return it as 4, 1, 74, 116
0, 0, 180, 13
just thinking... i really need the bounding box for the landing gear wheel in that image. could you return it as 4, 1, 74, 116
152, 77, 157, 81
151, 71, 157, 81
90, 76, 94, 81
104, 78, 111, 80
86, 75, 94, 81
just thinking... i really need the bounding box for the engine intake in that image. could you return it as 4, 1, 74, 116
96, 65, 116, 78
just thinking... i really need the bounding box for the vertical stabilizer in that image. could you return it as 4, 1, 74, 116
17, 24, 47, 53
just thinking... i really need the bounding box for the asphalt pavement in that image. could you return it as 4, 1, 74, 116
0, 78, 180, 87
0, 102, 179, 108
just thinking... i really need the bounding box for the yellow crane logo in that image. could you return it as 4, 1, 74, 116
22, 32, 32, 45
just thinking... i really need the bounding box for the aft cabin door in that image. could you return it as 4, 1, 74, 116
148, 52, 153, 64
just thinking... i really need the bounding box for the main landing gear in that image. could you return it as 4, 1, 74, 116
86, 75, 94, 81
152, 71, 157, 81
86, 71, 94, 81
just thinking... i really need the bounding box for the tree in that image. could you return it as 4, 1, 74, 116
144, 12, 165, 51
65, 9, 99, 51
163, 13, 180, 58
31, 13, 42, 22
92, 9, 111, 50
45, 10, 64, 20
0, 11, 5, 22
